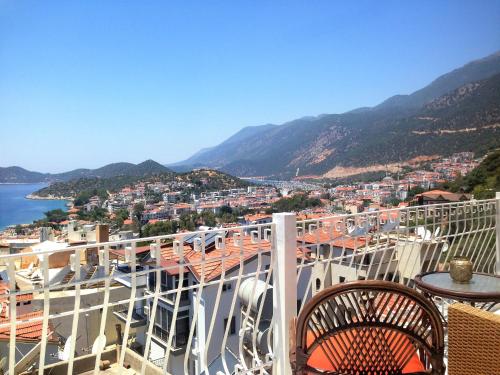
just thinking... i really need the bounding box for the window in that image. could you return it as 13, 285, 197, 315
315, 278, 321, 290
222, 283, 232, 292
223, 316, 236, 335
362, 254, 371, 266
358, 276, 366, 281
339, 276, 346, 283
148, 271, 156, 292
151, 304, 189, 347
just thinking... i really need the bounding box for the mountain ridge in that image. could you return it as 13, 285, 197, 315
0, 160, 172, 183
175, 50, 500, 178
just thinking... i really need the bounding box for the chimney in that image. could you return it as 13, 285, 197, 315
39, 227, 51, 242
86, 224, 109, 266
96, 224, 109, 244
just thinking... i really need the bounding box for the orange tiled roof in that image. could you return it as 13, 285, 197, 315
158, 234, 307, 282
0, 311, 57, 342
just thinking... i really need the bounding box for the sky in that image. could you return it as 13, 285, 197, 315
1, 1, 500, 173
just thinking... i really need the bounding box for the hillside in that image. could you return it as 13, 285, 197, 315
445, 149, 500, 199
177, 51, 500, 178
33, 168, 249, 198
0, 159, 172, 183
0, 166, 50, 183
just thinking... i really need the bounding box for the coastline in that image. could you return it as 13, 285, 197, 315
0, 184, 71, 230
25, 193, 73, 201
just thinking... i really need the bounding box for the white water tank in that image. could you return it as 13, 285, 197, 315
238, 277, 272, 315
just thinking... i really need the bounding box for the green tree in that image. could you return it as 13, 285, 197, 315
142, 221, 178, 237
179, 213, 196, 231
44, 209, 68, 223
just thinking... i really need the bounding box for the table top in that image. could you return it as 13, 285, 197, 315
414, 272, 500, 302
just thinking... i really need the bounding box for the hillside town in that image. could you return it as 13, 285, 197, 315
0, 153, 481, 252
0, 150, 495, 374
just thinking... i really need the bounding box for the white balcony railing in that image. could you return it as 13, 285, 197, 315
0, 195, 498, 375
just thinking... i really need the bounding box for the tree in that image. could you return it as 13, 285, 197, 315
132, 203, 145, 221
142, 221, 178, 237
269, 193, 322, 213
44, 209, 68, 223
113, 209, 130, 228
201, 211, 216, 227
406, 186, 424, 201
219, 205, 233, 215
179, 213, 196, 231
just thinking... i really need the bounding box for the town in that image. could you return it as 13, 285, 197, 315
0, 149, 496, 374
0, 152, 480, 245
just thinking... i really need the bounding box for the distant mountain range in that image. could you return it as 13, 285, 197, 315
0, 160, 171, 183
174, 51, 500, 179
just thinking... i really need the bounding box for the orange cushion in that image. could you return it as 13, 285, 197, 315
306, 329, 425, 374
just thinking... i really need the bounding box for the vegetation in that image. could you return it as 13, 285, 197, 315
444, 149, 500, 199
36, 176, 142, 198
43, 209, 68, 223
112, 209, 130, 228
142, 221, 179, 237
34, 169, 250, 202
267, 193, 322, 213
182, 65, 500, 179
77, 207, 108, 222
406, 186, 425, 201
74, 189, 108, 206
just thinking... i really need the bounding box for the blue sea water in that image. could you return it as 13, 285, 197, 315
0, 183, 68, 230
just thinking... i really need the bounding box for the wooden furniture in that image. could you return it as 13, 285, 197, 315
448, 303, 500, 375
290, 280, 445, 375
415, 272, 500, 305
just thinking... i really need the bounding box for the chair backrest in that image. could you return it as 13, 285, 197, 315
291, 280, 445, 375
448, 303, 500, 375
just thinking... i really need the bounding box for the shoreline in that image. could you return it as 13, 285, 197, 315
25, 193, 73, 201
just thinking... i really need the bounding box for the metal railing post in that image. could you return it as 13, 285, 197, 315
496, 192, 500, 275
272, 212, 297, 375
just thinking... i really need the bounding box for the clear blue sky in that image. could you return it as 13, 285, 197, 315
1, 1, 499, 173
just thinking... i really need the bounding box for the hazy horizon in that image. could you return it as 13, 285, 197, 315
1, 1, 500, 173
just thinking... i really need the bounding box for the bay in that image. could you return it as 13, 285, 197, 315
0, 183, 68, 230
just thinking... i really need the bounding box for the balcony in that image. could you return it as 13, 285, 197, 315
112, 303, 147, 328
0, 195, 498, 374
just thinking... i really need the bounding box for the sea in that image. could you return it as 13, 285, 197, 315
0, 183, 68, 230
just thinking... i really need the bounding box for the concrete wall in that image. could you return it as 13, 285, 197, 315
32, 286, 134, 357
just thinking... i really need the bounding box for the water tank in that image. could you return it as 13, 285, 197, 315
238, 277, 272, 315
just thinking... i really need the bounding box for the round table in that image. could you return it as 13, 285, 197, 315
414, 272, 500, 304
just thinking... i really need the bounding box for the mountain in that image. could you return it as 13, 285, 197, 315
0, 160, 172, 183
178, 51, 500, 178
34, 168, 249, 199
175, 124, 279, 169
0, 166, 51, 183
376, 51, 500, 110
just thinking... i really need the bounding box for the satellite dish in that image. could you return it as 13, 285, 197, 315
434, 227, 441, 237
416, 227, 426, 239
91, 335, 106, 354
60, 335, 74, 361
441, 243, 449, 253
348, 222, 369, 237
382, 221, 398, 232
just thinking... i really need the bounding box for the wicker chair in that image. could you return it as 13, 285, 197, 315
448, 303, 500, 375
290, 280, 445, 374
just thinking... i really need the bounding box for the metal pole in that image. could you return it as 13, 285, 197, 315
495, 192, 500, 275
272, 212, 297, 375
